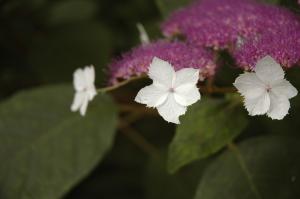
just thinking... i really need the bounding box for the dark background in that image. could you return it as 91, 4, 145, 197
0, 0, 161, 99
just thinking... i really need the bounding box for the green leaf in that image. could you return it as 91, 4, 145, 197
195, 136, 300, 199
0, 85, 118, 199
28, 22, 113, 84
155, 0, 192, 17
168, 97, 248, 173
47, 0, 98, 26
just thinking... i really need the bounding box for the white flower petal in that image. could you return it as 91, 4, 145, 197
244, 91, 270, 116
71, 92, 85, 112
174, 68, 199, 88
73, 68, 86, 91
271, 79, 298, 99
174, 85, 200, 106
255, 55, 284, 84
137, 23, 150, 44
87, 88, 97, 101
157, 95, 187, 124
135, 84, 168, 107
267, 93, 290, 120
148, 57, 175, 88
233, 72, 266, 99
84, 65, 95, 87
79, 95, 89, 116
72, 65, 97, 116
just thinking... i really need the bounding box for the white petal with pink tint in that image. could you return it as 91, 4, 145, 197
234, 55, 298, 120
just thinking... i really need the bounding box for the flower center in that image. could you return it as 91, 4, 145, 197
266, 85, 272, 92
169, 87, 175, 93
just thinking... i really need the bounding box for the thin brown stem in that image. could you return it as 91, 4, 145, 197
97, 75, 147, 93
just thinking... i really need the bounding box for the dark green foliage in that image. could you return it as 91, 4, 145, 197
145, 154, 209, 199
0, 85, 118, 199
28, 22, 113, 84
46, 0, 98, 26
168, 97, 248, 173
195, 136, 300, 199
155, 0, 193, 17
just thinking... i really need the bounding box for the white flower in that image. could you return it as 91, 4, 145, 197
137, 23, 150, 45
135, 57, 201, 124
234, 55, 298, 120
71, 65, 97, 116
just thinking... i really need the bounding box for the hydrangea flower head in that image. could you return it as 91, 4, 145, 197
108, 40, 216, 85
234, 56, 298, 120
162, 0, 300, 50
234, 27, 300, 69
135, 57, 201, 124
71, 66, 97, 116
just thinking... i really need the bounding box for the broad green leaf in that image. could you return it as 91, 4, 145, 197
0, 85, 118, 199
47, 0, 98, 26
155, 0, 192, 17
195, 136, 300, 199
28, 22, 113, 84
168, 97, 248, 173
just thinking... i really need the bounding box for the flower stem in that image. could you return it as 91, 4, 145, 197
97, 75, 147, 93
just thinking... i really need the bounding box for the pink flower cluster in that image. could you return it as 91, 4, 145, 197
162, 0, 300, 68
108, 0, 300, 85
109, 40, 216, 84
234, 27, 300, 69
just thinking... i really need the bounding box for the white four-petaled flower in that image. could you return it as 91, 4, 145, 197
234, 56, 298, 120
71, 65, 97, 116
135, 57, 201, 124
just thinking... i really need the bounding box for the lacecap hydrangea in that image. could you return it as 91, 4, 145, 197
162, 0, 300, 52
108, 40, 216, 85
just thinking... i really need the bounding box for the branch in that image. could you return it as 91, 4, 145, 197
97, 75, 147, 93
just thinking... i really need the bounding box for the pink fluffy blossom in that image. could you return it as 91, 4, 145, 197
108, 40, 216, 84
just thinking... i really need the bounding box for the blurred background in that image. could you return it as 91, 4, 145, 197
0, 0, 162, 99
1, 0, 300, 199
